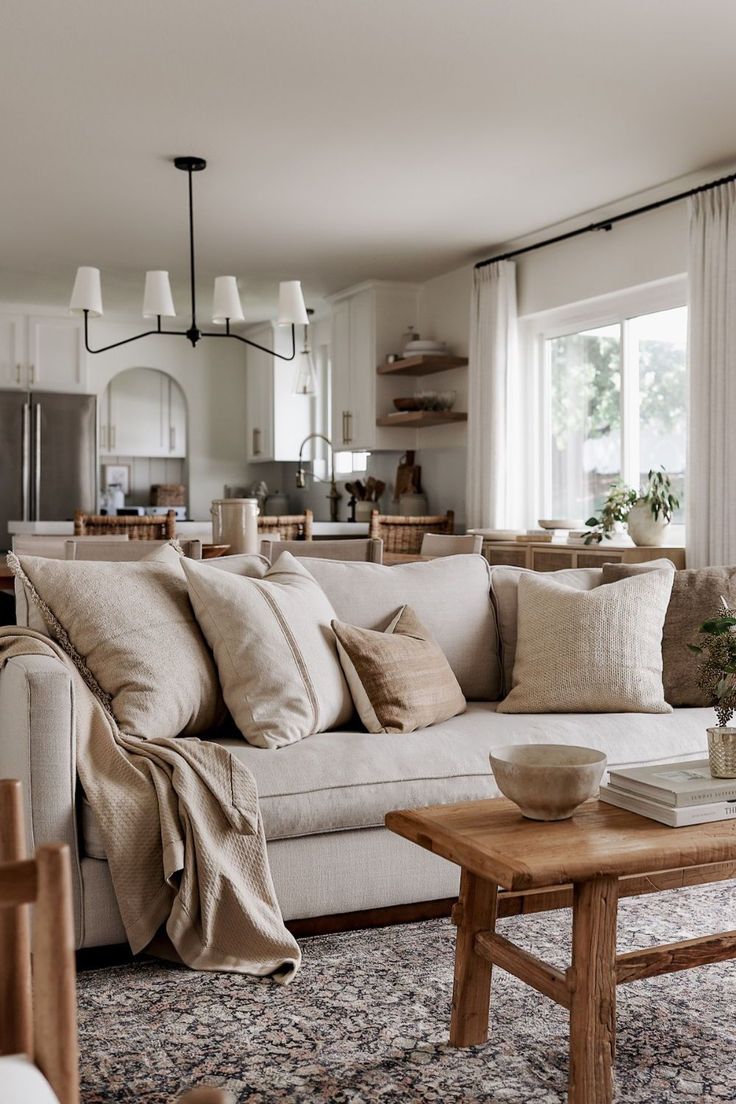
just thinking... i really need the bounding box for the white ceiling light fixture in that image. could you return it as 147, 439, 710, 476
69, 156, 308, 359
293, 309, 319, 396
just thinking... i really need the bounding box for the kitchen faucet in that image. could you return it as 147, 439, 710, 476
295, 433, 342, 522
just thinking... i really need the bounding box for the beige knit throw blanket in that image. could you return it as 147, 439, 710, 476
0, 627, 301, 983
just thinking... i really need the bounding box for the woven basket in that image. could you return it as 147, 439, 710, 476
368, 511, 454, 555
74, 511, 177, 541
257, 511, 313, 542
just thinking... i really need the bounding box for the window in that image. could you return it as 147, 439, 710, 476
535, 287, 687, 525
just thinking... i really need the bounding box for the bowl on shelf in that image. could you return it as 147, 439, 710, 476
538, 518, 585, 531
393, 397, 423, 412
415, 389, 439, 410
436, 390, 457, 411
489, 744, 607, 821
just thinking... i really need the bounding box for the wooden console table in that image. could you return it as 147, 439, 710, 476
479, 540, 686, 571
387, 797, 735, 1103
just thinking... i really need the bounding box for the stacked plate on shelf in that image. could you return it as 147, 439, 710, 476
403, 339, 448, 358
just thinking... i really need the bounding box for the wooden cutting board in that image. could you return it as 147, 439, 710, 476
394, 451, 421, 500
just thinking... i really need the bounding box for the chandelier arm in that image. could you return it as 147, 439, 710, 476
200, 324, 297, 361
81, 310, 190, 355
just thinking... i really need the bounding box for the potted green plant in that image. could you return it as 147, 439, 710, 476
626, 468, 680, 547
583, 481, 637, 544
689, 601, 736, 778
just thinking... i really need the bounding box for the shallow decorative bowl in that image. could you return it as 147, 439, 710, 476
393, 396, 422, 412
489, 744, 607, 821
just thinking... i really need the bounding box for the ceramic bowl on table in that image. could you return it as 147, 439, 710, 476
489, 744, 607, 821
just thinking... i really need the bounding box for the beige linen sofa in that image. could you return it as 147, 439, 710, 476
0, 554, 710, 949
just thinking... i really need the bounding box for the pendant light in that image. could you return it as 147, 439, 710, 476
293, 310, 318, 396
69, 156, 308, 361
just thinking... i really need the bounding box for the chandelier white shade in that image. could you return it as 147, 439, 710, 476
142, 271, 176, 318
277, 280, 310, 326
212, 276, 244, 324
68, 156, 304, 362
69, 266, 103, 318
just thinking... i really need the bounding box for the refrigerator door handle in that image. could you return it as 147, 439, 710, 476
34, 401, 42, 521
21, 401, 30, 521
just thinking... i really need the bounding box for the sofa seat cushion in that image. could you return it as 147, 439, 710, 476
82, 703, 711, 858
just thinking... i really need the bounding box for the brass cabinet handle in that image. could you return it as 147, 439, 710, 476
110, 425, 116, 450
29, 364, 35, 385
16, 363, 22, 385
253, 427, 262, 456
170, 426, 176, 452
345, 411, 353, 445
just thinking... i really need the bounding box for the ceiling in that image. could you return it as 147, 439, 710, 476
1, 0, 736, 320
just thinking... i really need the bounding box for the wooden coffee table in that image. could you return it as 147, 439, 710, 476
386, 798, 736, 1104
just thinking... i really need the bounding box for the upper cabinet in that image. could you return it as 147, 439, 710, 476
328, 282, 420, 451
0, 312, 86, 392
100, 367, 187, 457
245, 323, 313, 462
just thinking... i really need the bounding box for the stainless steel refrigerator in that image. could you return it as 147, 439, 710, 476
0, 390, 97, 551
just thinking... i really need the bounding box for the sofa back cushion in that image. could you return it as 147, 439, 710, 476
601, 562, 736, 706
9, 550, 225, 738
302, 553, 501, 701
490, 565, 603, 693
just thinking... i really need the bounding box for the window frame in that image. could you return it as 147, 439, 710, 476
519, 275, 687, 526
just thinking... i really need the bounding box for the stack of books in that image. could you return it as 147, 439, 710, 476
600, 758, 736, 826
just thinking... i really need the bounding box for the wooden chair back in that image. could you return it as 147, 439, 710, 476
369, 510, 455, 555
0, 779, 78, 1104
261, 537, 383, 564
420, 532, 483, 557
74, 510, 176, 540
257, 510, 313, 542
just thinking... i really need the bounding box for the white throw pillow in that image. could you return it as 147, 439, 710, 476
497, 569, 674, 714
181, 552, 353, 748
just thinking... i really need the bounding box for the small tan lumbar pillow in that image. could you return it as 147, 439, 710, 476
332, 605, 467, 734
497, 569, 674, 714
181, 551, 353, 749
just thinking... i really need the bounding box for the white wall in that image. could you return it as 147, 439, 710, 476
85, 321, 248, 518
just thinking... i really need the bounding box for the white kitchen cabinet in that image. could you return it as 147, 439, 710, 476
100, 367, 187, 458
245, 323, 312, 462
329, 282, 419, 451
0, 312, 86, 392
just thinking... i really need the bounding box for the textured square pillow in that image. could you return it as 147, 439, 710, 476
489, 565, 603, 694
8, 552, 225, 737
497, 569, 674, 714
332, 605, 466, 734
602, 562, 736, 706
181, 552, 352, 748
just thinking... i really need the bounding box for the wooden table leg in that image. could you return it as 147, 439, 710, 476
449, 869, 498, 1047
568, 876, 618, 1104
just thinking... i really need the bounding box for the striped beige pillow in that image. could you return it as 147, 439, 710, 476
332, 605, 466, 734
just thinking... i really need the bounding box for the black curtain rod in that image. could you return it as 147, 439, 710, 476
475, 168, 736, 270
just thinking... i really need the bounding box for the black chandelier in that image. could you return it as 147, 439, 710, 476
69, 156, 307, 360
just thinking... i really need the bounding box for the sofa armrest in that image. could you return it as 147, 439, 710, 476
0, 653, 84, 942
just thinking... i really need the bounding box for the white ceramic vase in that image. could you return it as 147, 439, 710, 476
626, 501, 670, 547
210, 498, 259, 554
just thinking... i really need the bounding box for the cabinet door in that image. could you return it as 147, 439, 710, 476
107, 367, 168, 456
167, 377, 187, 457
330, 299, 351, 448
0, 314, 27, 389
347, 291, 375, 450
27, 316, 85, 392
246, 339, 274, 462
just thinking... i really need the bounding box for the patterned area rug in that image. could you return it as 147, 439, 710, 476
78, 882, 736, 1103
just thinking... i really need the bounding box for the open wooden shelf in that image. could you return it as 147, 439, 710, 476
376, 411, 468, 428
378, 355, 468, 377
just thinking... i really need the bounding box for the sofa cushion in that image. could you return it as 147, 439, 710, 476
82, 702, 711, 856
302, 554, 501, 701
181, 552, 353, 748
498, 570, 674, 714
333, 605, 466, 733
602, 563, 736, 707
490, 564, 602, 693
9, 552, 225, 738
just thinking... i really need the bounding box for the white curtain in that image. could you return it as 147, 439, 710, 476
688, 182, 736, 567
466, 260, 523, 530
